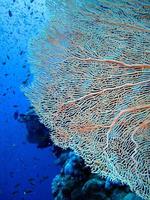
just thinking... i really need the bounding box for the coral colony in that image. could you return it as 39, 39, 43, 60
19, 110, 143, 200
23, 0, 150, 200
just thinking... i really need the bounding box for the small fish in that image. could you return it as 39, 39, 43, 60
13, 105, 18, 108
13, 111, 19, 120
29, 181, 35, 186
12, 90, 16, 95
14, 183, 20, 188
28, 178, 35, 182
22, 78, 29, 85
24, 189, 32, 194
12, 191, 19, 195
19, 51, 24, 55
40, 176, 49, 183
8, 10, 12, 17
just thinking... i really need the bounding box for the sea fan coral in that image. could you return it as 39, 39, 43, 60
23, 0, 150, 199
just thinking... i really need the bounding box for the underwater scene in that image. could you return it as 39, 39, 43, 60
0, 0, 150, 200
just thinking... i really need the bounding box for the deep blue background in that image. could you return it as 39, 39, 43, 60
0, 0, 60, 199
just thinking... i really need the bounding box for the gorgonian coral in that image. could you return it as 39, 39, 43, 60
23, 0, 150, 199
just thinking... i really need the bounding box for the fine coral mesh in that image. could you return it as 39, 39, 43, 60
23, 0, 150, 199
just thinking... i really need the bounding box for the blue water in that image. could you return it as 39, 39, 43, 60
0, 1, 60, 199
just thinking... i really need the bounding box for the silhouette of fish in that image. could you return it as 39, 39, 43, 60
14, 183, 20, 188
12, 191, 19, 195
24, 189, 33, 194
13, 111, 19, 120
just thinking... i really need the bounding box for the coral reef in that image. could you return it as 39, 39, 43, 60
23, 0, 150, 199
19, 111, 144, 200
51, 150, 143, 200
